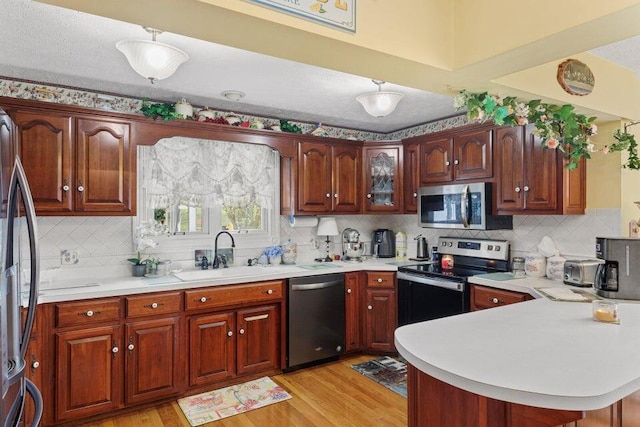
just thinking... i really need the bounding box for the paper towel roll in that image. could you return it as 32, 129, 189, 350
288, 216, 318, 228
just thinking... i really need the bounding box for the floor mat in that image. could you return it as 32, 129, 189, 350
177, 376, 292, 426
351, 356, 407, 398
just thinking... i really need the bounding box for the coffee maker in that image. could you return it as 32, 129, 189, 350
594, 237, 640, 300
342, 228, 364, 262
372, 229, 395, 258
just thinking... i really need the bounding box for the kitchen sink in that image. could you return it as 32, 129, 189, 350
173, 265, 294, 282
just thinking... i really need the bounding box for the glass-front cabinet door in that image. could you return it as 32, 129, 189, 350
363, 145, 403, 213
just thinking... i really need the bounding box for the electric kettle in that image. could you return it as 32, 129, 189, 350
415, 235, 428, 259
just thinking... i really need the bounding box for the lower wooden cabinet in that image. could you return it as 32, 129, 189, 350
471, 284, 531, 311
236, 305, 279, 375
364, 271, 397, 352
344, 272, 362, 352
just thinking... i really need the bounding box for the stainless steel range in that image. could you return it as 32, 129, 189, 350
398, 236, 510, 325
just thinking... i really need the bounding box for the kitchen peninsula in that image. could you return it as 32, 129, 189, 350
395, 290, 640, 427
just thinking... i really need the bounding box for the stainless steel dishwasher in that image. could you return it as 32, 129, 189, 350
287, 273, 345, 369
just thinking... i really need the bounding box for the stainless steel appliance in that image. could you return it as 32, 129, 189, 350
287, 273, 345, 369
372, 229, 395, 258
563, 259, 604, 287
418, 182, 512, 230
594, 237, 640, 300
412, 234, 429, 260
1, 158, 43, 426
341, 228, 364, 262
398, 236, 510, 325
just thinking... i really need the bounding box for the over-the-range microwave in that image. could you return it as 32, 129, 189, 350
417, 182, 512, 230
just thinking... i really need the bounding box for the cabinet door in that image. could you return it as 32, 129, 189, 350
55, 325, 122, 422
14, 111, 73, 213
364, 146, 403, 213
495, 126, 525, 211
403, 142, 420, 213
298, 141, 332, 213
524, 129, 557, 211
76, 118, 134, 213
188, 312, 235, 387
332, 144, 361, 213
124, 317, 181, 405
364, 288, 396, 352
562, 156, 586, 214
345, 272, 361, 353
420, 138, 453, 184
0, 113, 14, 215
453, 129, 492, 180
236, 305, 279, 376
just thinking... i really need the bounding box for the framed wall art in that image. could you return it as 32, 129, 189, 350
557, 59, 595, 96
247, 0, 355, 32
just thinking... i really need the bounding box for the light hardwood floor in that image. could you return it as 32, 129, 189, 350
80, 354, 407, 427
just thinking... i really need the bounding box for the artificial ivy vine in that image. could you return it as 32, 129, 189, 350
454, 90, 640, 170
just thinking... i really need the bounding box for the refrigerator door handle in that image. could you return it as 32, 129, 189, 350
7, 157, 40, 359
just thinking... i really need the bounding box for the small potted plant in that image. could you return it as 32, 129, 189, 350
263, 246, 283, 265
128, 221, 159, 277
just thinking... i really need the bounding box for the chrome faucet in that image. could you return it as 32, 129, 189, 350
213, 231, 236, 269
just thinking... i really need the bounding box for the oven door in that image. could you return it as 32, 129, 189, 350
398, 272, 469, 326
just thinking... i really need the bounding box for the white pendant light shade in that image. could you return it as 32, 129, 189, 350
356, 80, 404, 118
116, 28, 188, 83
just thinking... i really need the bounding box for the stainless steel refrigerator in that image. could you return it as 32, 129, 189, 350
1, 157, 42, 426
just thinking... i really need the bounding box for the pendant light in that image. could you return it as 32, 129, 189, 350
356, 80, 404, 118
116, 27, 189, 84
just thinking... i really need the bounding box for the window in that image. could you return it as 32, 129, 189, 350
138, 137, 280, 251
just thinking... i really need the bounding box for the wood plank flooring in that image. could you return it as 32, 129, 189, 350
80, 354, 407, 427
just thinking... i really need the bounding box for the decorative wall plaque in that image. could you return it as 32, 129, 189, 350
247, 0, 355, 32
557, 59, 595, 96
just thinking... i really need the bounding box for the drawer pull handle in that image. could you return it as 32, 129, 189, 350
145, 302, 162, 309
377, 278, 383, 283
367, 305, 373, 310
85, 310, 94, 317
199, 297, 208, 303
264, 289, 273, 295
347, 288, 352, 294
492, 297, 500, 304
78, 310, 101, 318
227, 331, 233, 337
239, 328, 245, 335
128, 344, 134, 351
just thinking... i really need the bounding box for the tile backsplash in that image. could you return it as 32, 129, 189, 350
38, 208, 621, 272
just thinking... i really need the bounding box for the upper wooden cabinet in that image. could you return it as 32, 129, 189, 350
403, 141, 420, 213
296, 140, 361, 213
0, 112, 14, 215
421, 129, 492, 184
8, 108, 135, 215
363, 144, 403, 213
494, 125, 585, 214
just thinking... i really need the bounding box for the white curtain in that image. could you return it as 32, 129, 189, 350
142, 137, 277, 209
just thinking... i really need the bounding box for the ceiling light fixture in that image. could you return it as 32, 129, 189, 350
221, 90, 245, 101
356, 80, 404, 118
116, 27, 189, 84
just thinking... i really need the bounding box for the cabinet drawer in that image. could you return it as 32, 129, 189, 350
125, 292, 182, 318
472, 285, 529, 310
366, 272, 395, 288
55, 298, 121, 327
185, 280, 284, 311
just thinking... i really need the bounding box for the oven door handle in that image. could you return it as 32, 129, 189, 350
461, 184, 470, 228
398, 272, 464, 292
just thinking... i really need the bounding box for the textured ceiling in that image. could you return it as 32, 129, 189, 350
0, 0, 638, 134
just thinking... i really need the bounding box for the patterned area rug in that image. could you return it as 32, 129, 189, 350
352, 356, 407, 398
177, 377, 292, 426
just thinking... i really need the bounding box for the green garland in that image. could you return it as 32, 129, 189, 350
454, 90, 640, 170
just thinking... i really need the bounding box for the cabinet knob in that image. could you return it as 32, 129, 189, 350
112, 346, 119, 354
334, 193, 338, 198
454, 159, 459, 165
445, 161, 450, 166
492, 297, 500, 304
227, 331, 233, 337
366, 193, 372, 199
266, 289, 273, 295
200, 297, 207, 303
127, 344, 134, 351
367, 305, 373, 310
347, 288, 352, 294
413, 192, 417, 198
86, 310, 94, 317
239, 328, 245, 335
514, 187, 521, 193
523, 185, 530, 192
77, 185, 84, 192
32, 360, 40, 369
326, 193, 331, 198
151, 302, 158, 309
62, 185, 70, 192
377, 278, 383, 283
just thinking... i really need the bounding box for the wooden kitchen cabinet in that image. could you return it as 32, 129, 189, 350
9, 109, 135, 215
344, 272, 362, 353
189, 312, 235, 386
470, 284, 532, 311
494, 125, 585, 214
297, 140, 361, 213
363, 144, 403, 213
421, 129, 492, 184
236, 304, 280, 375
403, 141, 420, 213
0, 112, 15, 214
364, 271, 397, 352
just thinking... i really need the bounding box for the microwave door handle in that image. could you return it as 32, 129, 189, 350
461, 184, 470, 228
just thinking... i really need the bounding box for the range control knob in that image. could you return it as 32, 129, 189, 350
495, 245, 501, 251
487, 245, 494, 250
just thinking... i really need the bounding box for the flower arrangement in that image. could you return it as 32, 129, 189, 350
127, 220, 161, 266
454, 90, 640, 170
263, 246, 283, 258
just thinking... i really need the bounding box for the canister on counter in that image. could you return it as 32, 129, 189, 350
511, 257, 526, 277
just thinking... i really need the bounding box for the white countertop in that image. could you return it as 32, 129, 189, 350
34, 258, 401, 304
396, 275, 640, 411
